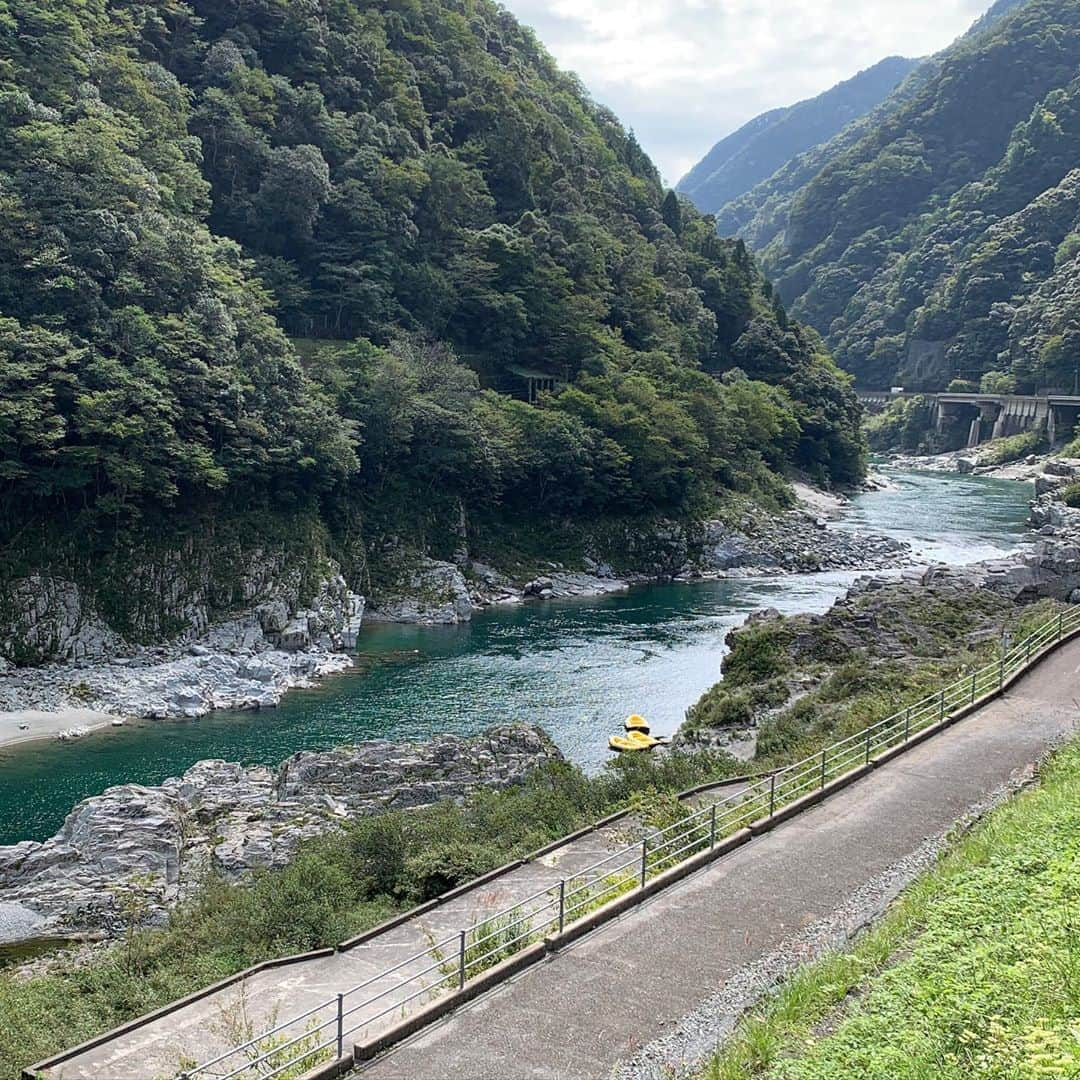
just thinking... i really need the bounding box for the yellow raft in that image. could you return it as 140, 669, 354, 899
624, 714, 650, 733
609, 734, 647, 753
609, 729, 660, 752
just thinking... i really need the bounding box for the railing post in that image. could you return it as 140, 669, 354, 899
970, 672, 976, 704
336, 992, 344, 1058
1059, 612, 1064, 639
938, 688, 945, 722
640, 838, 648, 888
865, 728, 871, 764
999, 654, 1004, 689
558, 879, 566, 934
458, 928, 466, 989
1027, 639, 1032, 664
769, 772, 777, 816
709, 803, 717, 849
820, 747, 827, 788
904, 706, 911, 741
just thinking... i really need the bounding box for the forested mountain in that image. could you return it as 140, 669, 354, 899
715, 0, 1029, 249
718, 0, 1080, 390
0, 0, 864, 583
678, 56, 919, 216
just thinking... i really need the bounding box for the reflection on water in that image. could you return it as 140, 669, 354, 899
0, 470, 1032, 844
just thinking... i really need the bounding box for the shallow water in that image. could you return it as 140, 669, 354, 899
0, 470, 1032, 845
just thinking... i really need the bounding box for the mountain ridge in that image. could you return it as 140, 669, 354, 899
678, 56, 921, 216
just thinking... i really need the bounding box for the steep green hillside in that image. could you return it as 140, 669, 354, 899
714, 0, 1080, 391
0, 0, 863, 602
679, 57, 919, 217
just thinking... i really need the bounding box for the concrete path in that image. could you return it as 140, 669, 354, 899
354, 639, 1080, 1079
37, 776, 754, 1078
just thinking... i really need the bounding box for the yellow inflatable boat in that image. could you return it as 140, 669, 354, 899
609, 734, 649, 753
626, 729, 660, 748
624, 714, 650, 733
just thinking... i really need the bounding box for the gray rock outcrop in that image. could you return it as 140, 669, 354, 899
366, 557, 474, 624
0, 725, 561, 943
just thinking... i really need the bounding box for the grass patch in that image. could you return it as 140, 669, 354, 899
700, 732, 1080, 1080
975, 427, 1048, 468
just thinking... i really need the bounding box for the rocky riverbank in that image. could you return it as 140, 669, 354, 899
0, 573, 365, 740
676, 474, 1080, 759
0, 490, 910, 732
0, 725, 560, 945
364, 497, 912, 626
884, 447, 1073, 483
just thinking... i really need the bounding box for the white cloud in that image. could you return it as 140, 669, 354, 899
504, 0, 992, 184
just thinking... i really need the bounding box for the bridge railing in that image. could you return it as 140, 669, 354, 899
179, 605, 1080, 1080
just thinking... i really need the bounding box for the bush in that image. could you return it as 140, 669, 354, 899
685, 687, 755, 731
976, 426, 1047, 467
723, 622, 794, 686
1060, 481, 1080, 508
979, 370, 1017, 394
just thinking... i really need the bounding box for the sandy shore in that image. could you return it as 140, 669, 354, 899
0, 708, 121, 750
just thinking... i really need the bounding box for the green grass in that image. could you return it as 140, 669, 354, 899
684, 593, 1064, 769
700, 733, 1080, 1080
975, 427, 1048, 467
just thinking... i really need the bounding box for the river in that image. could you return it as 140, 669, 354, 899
0, 470, 1033, 846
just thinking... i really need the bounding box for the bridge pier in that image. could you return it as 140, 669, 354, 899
857, 391, 1073, 451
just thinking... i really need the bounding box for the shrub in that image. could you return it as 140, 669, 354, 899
976, 426, 1046, 466
979, 370, 1017, 394
724, 622, 793, 686
1061, 481, 1080, 508
684, 687, 755, 732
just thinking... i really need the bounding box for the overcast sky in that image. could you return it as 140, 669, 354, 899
504, 0, 994, 185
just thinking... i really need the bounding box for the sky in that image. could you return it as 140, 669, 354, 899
504, 0, 995, 185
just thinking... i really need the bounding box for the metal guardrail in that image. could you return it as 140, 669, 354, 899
179, 606, 1080, 1080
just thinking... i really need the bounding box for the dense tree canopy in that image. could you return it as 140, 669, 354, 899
0, 0, 864, 555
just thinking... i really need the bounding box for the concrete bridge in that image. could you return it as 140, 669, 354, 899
857, 390, 1080, 448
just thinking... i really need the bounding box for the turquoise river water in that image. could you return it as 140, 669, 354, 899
0, 470, 1034, 845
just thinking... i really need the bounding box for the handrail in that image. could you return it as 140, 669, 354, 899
173, 605, 1080, 1080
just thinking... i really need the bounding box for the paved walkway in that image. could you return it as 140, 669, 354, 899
355, 639, 1080, 1079
39, 775, 754, 1078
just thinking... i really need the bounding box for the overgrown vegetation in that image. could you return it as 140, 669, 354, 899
699, 731, 1080, 1080
0, 0, 865, 607
863, 396, 935, 453
975, 427, 1048, 467
682, 587, 1064, 767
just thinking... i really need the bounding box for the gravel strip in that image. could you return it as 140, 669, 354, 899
614, 752, 1055, 1080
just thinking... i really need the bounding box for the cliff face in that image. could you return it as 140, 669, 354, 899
0, 513, 363, 667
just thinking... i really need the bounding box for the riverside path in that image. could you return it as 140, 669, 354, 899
356, 637, 1080, 1079
30, 636, 1080, 1080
